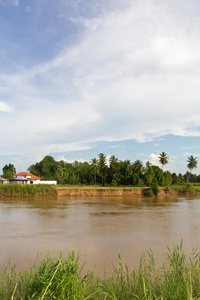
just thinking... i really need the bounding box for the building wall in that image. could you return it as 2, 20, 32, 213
32, 181, 57, 185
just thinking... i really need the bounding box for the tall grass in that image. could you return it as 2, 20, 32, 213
0, 184, 57, 197
1, 242, 200, 299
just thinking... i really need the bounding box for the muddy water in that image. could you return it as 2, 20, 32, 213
0, 196, 200, 272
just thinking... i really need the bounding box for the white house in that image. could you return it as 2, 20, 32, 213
13, 172, 57, 185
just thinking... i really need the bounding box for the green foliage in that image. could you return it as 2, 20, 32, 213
172, 172, 178, 184
25, 153, 200, 188
144, 166, 155, 186
132, 173, 140, 186
90, 158, 99, 186
98, 153, 107, 186
2, 243, 200, 299
146, 186, 153, 195
164, 170, 172, 186
152, 181, 160, 195
2, 163, 16, 177
187, 155, 198, 173
151, 166, 165, 186
185, 183, 196, 193
4, 171, 13, 180
111, 179, 118, 187
159, 151, 169, 170
0, 184, 57, 197
28, 156, 58, 180
132, 160, 143, 175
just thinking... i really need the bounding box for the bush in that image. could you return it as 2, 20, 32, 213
111, 179, 118, 187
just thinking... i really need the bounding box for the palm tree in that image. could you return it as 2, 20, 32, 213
57, 161, 68, 185
90, 158, 99, 186
133, 160, 143, 175
124, 160, 133, 176
109, 155, 119, 181
187, 155, 198, 182
98, 153, 107, 186
159, 152, 169, 170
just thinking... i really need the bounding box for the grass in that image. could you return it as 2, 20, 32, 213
0, 184, 57, 197
1, 242, 200, 299
172, 184, 200, 195
57, 185, 147, 190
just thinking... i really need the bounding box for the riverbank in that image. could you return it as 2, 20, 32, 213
1, 242, 200, 300
57, 185, 200, 197
0, 184, 200, 198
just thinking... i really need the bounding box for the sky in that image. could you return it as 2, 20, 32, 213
0, 0, 200, 174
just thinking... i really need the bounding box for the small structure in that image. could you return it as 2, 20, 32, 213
12, 172, 41, 184
0, 177, 9, 184
12, 172, 57, 185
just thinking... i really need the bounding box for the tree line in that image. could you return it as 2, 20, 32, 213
1, 152, 198, 187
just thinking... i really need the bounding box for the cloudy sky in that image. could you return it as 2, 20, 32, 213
0, 0, 200, 174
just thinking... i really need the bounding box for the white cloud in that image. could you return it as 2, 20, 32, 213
149, 153, 160, 166
1, 0, 200, 169
0, 101, 13, 113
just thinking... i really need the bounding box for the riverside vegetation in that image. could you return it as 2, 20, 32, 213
0, 184, 57, 197
1, 242, 200, 299
1, 152, 199, 196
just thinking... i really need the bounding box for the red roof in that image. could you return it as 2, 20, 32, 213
14, 172, 41, 180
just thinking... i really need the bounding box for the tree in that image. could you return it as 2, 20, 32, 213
4, 171, 13, 180
164, 171, 172, 186
57, 161, 68, 185
133, 160, 143, 176
186, 156, 198, 183
151, 166, 165, 186
145, 161, 151, 171
28, 155, 57, 180
124, 160, 133, 176
171, 173, 178, 185
90, 158, 99, 186
109, 155, 120, 183
158, 152, 169, 170
2, 163, 16, 177
98, 153, 107, 186
145, 166, 155, 186
187, 155, 198, 175
132, 173, 140, 186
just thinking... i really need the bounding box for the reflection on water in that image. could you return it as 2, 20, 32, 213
0, 196, 200, 272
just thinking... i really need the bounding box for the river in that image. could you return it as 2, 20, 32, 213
0, 195, 200, 273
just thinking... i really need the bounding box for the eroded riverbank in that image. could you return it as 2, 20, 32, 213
57, 186, 200, 197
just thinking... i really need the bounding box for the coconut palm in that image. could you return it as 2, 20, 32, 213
187, 155, 198, 182
98, 153, 107, 186
159, 152, 169, 170
133, 160, 144, 175
57, 161, 68, 185
145, 161, 152, 172
124, 160, 133, 176
90, 158, 99, 186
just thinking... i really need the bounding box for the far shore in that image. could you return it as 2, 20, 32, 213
56, 185, 200, 197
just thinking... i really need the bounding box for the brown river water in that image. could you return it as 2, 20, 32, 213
0, 195, 200, 273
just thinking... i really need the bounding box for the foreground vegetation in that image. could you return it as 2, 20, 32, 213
0, 184, 57, 197
1, 242, 200, 299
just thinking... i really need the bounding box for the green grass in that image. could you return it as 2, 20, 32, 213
57, 185, 147, 190
1, 242, 200, 299
172, 184, 199, 195
0, 184, 57, 197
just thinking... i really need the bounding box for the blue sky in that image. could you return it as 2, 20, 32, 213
0, 0, 200, 174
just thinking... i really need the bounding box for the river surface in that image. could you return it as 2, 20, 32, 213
1, 196, 200, 273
